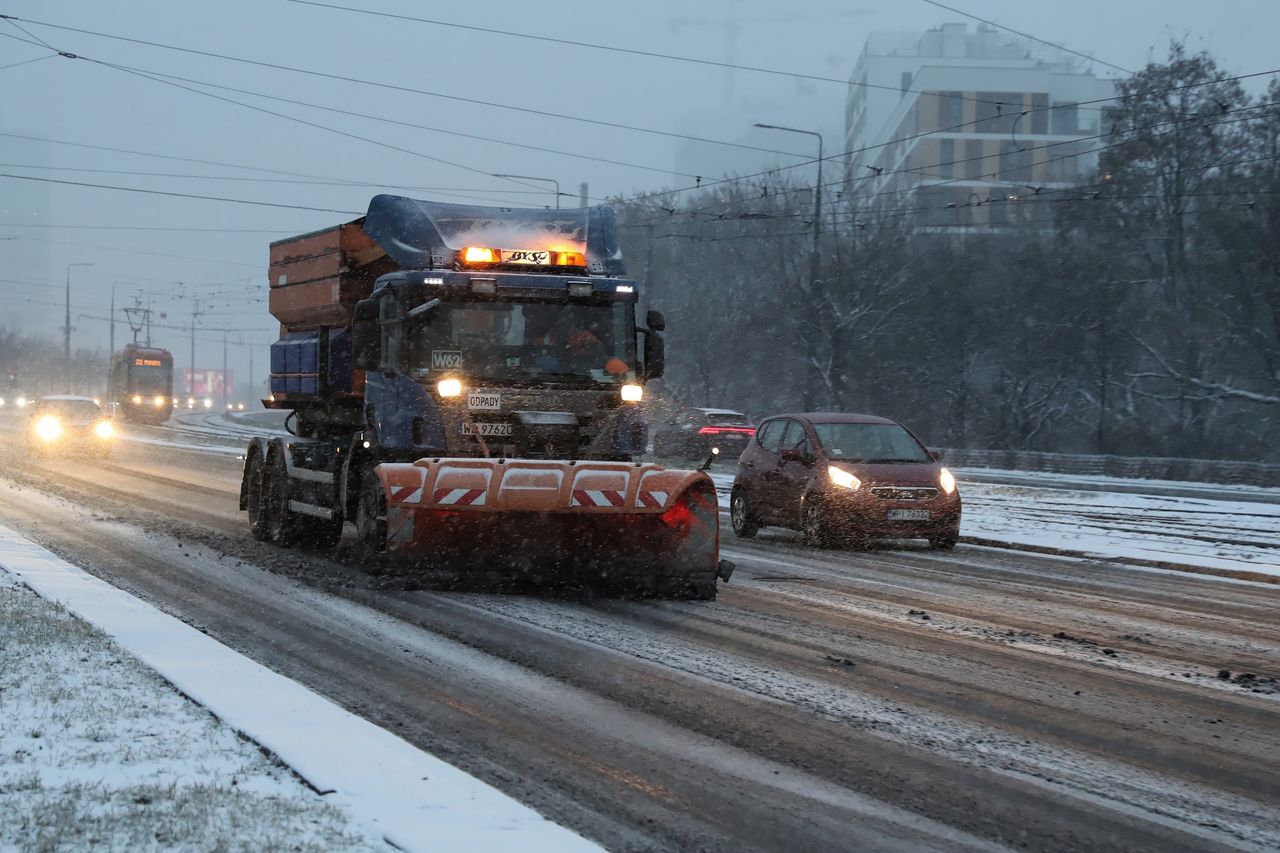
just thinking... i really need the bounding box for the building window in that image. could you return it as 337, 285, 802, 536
965, 139, 985, 179
901, 71, 913, 92
1051, 102, 1079, 135
939, 139, 955, 178
999, 142, 1030, 182
1030, 93, 1049, 134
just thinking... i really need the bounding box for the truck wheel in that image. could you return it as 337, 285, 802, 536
730, 489, 759, 538
355, 469, 387, 555
246, 451, 271, 541
264, 451, 296, 545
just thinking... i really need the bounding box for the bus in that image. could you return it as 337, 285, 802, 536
108, 344, 174, 424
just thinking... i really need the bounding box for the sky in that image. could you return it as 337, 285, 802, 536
1, 0, 1278, 393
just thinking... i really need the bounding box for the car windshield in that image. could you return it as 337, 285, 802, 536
37, 400, 101, 419
406, 300, 635, 385
812, 423, 931, 463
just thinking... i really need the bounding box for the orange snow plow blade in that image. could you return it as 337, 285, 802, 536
374, 459, 730, 598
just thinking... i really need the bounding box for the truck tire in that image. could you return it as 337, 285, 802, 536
355, 469, 387, 556
246, 451, 271, 541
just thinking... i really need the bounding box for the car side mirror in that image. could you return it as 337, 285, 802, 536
928, 448, 942, 461
780, 447, 805, 463
352, 300, 381, 370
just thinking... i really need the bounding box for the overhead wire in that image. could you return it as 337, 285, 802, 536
0, 14, 811, 158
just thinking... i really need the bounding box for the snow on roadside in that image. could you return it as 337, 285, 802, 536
959, 481, 1280, 578
709, 471, 1280, 579
0, 566, 382, 851
0, 525, 598, 852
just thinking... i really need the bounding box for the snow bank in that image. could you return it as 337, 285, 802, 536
0, 524, 597, 852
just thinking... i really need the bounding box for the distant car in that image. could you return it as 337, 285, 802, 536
27, 395, 115, 458
651, 407, 756, 462
729, 412, 960, 549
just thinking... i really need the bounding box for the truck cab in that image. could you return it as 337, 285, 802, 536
351, 265, 664, 462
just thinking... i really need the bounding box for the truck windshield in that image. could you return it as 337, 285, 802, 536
406, 300, 635, 385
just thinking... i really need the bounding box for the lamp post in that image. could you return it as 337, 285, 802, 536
64, 262, 94, 392
110, 281, 134, 358
492, 173, 562, 209
754, 123, 824, 408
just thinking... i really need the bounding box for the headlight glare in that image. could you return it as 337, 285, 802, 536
94, 421, 114, 439
153, 395, 165, 407
35, 416, 62, 442
939, 467, 957, 495
827, 465, 861, 490
437, 378, 462, 398
620, 383, 643, 402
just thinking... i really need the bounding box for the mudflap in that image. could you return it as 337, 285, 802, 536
374, 459, 723, 599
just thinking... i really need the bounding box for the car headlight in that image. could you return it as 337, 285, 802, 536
35, 416, 62, 441
828, 465, 861, 490
153, 395, 165, 407
203, 398, 213, 408
620, 383, 643, 402
16, 396, 28, 408
132, 394, 144, 405
939, 467, 957, 495
94, 420, 114, 439
437, 378, 462, 398
0, 396, 5, 407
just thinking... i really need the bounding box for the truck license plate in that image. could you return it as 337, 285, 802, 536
887, 508, 930, 521
461, 421, 514, 437
467, 392, 501, 411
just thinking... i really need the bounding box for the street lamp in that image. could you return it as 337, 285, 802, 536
492, 173, 562, 209
65, 262, 94, 393
754, 122, 825, 408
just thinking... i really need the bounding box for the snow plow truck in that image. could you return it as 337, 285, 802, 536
239, 195, 734, 598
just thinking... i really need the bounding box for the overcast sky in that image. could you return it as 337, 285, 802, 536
2, 0, 1277, 389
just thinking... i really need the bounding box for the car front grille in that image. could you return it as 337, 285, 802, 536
870, 486, 939, 501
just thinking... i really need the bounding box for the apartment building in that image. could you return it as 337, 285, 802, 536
844, 23, 1118, 229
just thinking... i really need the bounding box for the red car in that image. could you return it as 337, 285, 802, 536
729, 412, 960, 549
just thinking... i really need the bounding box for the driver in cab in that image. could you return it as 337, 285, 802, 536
524, 305, 625, 376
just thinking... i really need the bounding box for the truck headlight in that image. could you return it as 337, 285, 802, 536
437, 378, 462, 398
94, 421, 114, 439
827, 465, 861, 491
620, 383, 643, 402
939, 467, 957, 495
132, 394, 143, 405
35, 416, 62, 442
153, 395, 165, 407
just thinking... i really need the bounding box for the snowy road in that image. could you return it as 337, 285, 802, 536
0, 415, 1277, 851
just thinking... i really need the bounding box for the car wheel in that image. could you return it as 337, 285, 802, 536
929, 530, 959, 551
729, 489, 759, 538
801, 500, 832, 548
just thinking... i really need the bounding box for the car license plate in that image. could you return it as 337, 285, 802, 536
887, 508, 930, 521
461, 421, 513, 437
467, 392, 501, 411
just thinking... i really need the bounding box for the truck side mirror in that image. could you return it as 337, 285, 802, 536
352, 299, 381, 370
646, 309, 666, 332
644, 331, 665, 380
